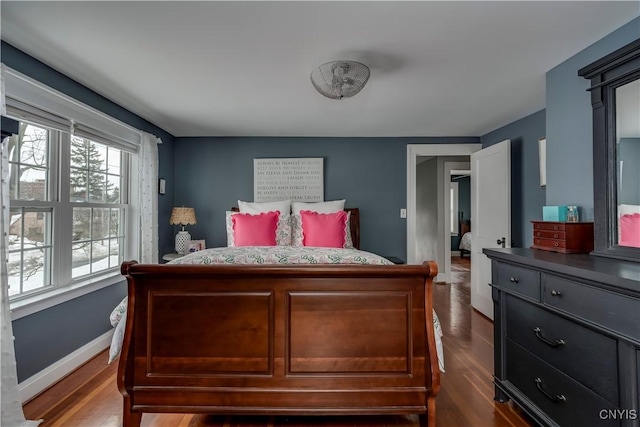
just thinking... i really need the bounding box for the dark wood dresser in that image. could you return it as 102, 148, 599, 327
531, 221, 594, 253
484, 248, 640, 427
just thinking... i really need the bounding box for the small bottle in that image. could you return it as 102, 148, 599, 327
567, 206, 578, 222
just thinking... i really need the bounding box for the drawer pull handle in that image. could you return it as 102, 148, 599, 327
533, 327, 565, 347
550, 290, 562, 297
509, 277, 519, 283
535, 377, 567, 403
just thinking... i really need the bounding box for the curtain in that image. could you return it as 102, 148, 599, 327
1, 136, 42, 426
138, 132, 160, 264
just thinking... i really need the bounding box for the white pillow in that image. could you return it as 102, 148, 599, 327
238, 199, 291, 214
291, 199, 345, 215
619, 204, 640, 216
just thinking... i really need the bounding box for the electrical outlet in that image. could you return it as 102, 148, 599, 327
400, 208, 407, 218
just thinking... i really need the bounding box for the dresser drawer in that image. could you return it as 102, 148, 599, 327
533, 238, 565, 250
495, 262, 541, 301
533, 222, 566, 232
543, 274, 640, 342
506, 295, 618, 404
534, 230, 565, 240
506, 339, 620, 427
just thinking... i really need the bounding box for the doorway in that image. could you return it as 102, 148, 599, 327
406, 144, 481, 283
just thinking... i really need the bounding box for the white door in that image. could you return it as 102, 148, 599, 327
470, 140, 511, 320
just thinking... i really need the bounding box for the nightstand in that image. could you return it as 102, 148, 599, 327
162, 253, 184, 262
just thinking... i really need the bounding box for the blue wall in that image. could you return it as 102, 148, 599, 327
546, 17, 640, 220
1, 41, 176, 381
173, 136, 478, 258
481, 109, 546, 248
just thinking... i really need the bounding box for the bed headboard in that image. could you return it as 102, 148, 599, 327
460, 219, 471, 236
231, 207, 360, 249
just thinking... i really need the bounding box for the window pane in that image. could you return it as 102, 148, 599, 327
19, 166, 47, 201
70, 167, 88, 201
92, 208, 110, 240
110, 209, 122, 237
72, 207, 122, 279
72, 242, 92, 278
73, 207, 91, 242
8, 208, 52, 296
9, 124, 50, 202
88, 172, 106, 202
71, 136, 88, 168
90, 142, 107, 172
70, 138, 115, 203
106, 175, 120, 203
108, 237, 123, 269
19, 124, 48, 167
107, 148, 121, 174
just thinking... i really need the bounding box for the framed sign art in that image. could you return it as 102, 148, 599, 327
254, 158, 323, 202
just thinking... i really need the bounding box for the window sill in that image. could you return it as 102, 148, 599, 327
10, 272, 125, 321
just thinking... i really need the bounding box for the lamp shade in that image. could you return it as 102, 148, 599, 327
170, 207, 196, 226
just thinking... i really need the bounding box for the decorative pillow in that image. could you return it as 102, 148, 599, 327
226, 211, 291, 246
231, 211, 279, 246
292, 211, 353, 248
291, 199, 345, 215
299, 210, 349, 248
238, 199, 291, 214
619, 213, 640, 247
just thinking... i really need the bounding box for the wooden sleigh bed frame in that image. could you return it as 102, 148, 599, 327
117, 209, 441, 427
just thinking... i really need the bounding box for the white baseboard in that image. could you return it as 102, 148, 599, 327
451, 250, 461, 256
19, 329, 113, 403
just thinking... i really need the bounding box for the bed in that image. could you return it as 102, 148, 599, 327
458, 219, 471, 257
114, 206, 442, 427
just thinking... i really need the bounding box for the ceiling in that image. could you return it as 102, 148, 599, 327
1, 1, 638, 138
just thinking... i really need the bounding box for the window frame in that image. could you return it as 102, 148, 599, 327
8, 124, 134, 319
3, 65, 142, 320
450, 181, 459, 236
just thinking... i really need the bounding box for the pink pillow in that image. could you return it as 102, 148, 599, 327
619, 213, 640, 247
232, 211, 279, 246
300, 210, 348, 248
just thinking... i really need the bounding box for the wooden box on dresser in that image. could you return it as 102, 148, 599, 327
531, 221, 594, 254
484, 248, 640, 427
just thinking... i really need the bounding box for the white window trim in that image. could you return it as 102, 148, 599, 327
451, 181, 459, 236
3, 64, 142, 316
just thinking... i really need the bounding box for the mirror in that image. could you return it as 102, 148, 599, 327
615, 80, 640, 249
579, 38, 640, 262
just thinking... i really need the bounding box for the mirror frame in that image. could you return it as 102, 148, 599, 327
579, 38, 640, 262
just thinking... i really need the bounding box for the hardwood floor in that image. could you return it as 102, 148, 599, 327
22, 257, 533, 427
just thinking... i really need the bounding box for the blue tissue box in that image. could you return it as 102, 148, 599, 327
543, 205, 568, 222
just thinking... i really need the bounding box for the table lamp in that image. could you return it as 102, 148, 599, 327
169, 207, 196, 254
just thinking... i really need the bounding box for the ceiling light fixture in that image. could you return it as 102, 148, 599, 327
310, 61, 370, 100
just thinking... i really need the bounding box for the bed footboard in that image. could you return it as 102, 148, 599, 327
118, 262, 440, 427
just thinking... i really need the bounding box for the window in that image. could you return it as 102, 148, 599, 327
3, 65, 144, 315
8, 122, 130, 301
8, 123, 54, 297
69, 136, 127, 279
